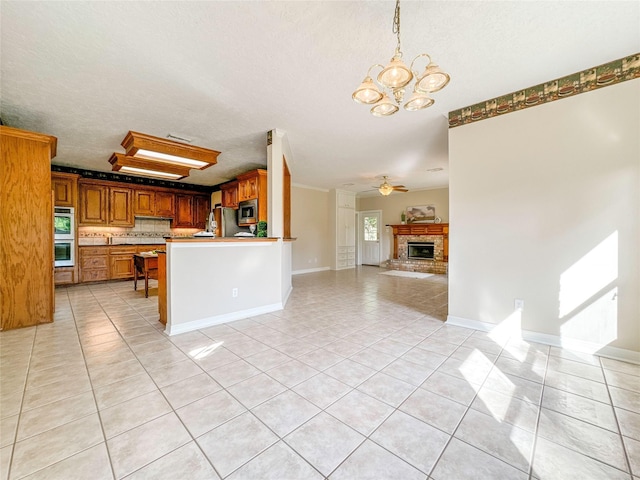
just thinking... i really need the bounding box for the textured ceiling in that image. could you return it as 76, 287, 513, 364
1, 1, 638, 193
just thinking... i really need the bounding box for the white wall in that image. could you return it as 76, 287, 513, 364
448, 79, 639, 358
358, 188, 449, 261
166, 241, 284, 335
290, 185, 331, 273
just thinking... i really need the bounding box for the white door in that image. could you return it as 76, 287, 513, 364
361, 211, 381, 265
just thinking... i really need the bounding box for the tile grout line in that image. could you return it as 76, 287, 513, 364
526, 342, 551, 480
599, 356, 635, 480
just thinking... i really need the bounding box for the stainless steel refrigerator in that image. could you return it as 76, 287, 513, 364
213, 206, 249, 237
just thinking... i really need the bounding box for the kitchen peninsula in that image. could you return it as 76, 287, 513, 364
160, 236, 292, 335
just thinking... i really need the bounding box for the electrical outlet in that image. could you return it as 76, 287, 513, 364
232, 288, 238, 298
515, 298, 524, 311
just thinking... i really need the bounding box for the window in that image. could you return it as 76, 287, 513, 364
364, 216, 378, 241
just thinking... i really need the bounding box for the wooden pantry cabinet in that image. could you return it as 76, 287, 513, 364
1, 126, 57, 331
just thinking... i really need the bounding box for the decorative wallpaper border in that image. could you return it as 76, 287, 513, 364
51, 164, 214, 193
448, 53, 640, 128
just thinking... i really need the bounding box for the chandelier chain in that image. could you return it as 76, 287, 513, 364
393, 0, 401, 54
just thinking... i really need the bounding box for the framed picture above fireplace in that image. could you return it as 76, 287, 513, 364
406, 205, 436, 223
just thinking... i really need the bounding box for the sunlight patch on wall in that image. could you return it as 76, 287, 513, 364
560, 287, 618, 352
488, 311, 522, 344
559, 232, 617, 318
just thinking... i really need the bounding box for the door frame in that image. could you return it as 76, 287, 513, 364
358, 209, 383, 266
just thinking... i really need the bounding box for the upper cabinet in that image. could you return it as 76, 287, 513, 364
237, 169, 267, 202
220, 181, 239, 208
155, 192, 175, 218
133, 189, 175, 218
79, 182, 108, 225
109, 187, 134, 226
175, 194, 194, 227
79, 181, 133, 227
174, 194, 210, 228
51, 172, 79, 207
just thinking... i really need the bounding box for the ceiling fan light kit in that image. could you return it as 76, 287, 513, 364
109, 131, 221, 180
376, 176, 408, 196
352, 0, 450, 116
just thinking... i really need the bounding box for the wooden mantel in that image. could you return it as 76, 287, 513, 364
389, 223, 449, 261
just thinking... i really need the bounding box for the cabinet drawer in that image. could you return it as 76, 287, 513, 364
81, 269, 108, 283
109, 246, 137, 255
54, 268, 76, 285
80, 247, 109, 257
81, 257, 108, 269
347, 246, 356, 253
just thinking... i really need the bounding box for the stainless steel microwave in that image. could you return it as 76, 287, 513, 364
237, 199, 257, 225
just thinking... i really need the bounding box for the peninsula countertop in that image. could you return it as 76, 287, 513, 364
165, 237, 279, 243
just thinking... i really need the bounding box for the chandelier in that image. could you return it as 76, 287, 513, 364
352, 0, 450, 117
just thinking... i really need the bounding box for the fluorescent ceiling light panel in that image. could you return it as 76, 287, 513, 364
109, 153, 190, 180
121, 131, 220, 170
134, 149, 209, 168
118, 166, 185, 180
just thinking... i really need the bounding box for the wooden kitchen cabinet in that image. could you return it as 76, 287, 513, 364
194, 194, 211, 229
108, 187, 134, 226
1, 126, 57, 331
79, 182, 108, 225
79, 247, 109, 282
134, 190, 155, 216
220, 181, 239, 208
175, 194, 194, 227
134, 189, 175, 218
155, 191, 175, 217
51, 172, 79, 207
237, 169, 266, 202
109, 246, 137, 279
79, 181, 133, 226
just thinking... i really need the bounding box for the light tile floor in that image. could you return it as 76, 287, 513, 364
1, 266, 639, 479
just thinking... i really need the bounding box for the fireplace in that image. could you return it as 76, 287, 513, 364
387, 224, 448, 274
408, 242, 435, 259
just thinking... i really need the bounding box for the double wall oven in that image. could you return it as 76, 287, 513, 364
54, 207, 75, 267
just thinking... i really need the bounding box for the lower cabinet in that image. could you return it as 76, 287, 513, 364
79, 245, 161, 282
109, 246, 137, 279
80, 247, 109, 283
54, 267, 77, 285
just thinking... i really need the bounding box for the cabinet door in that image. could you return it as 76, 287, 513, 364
134, 190, 155, 216
110, 255, 135, 279
109, 187, 134, 226
337, 207, 355, 246
79, 183, 108, 225
237, 175, 259, 201
155, 192, 175, 218
175, 194, 194, 227
194, 195, 211, 229
221, 182, 238, 208
52, 176, 75, 207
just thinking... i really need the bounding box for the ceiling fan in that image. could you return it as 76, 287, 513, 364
375, 176, 408, 196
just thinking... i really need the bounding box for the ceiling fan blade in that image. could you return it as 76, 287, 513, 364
393, 188, 409, 192
391, 185, 406, 189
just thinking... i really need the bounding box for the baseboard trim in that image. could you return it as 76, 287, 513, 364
446, 315, 640, 365
292, 266, 330, 275
167, 302, 283, 336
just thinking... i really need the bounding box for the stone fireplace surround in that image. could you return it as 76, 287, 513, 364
387, 224, 448, 275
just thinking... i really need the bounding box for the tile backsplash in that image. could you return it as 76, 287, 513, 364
78, 218, 199, 245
